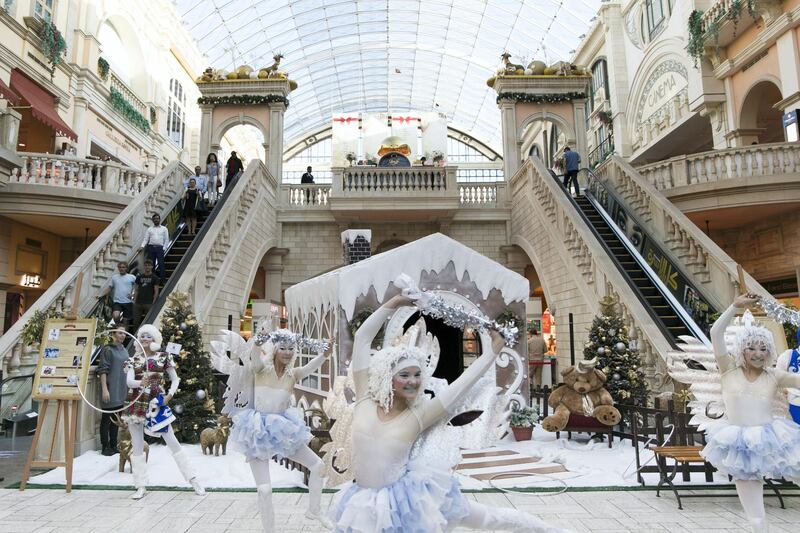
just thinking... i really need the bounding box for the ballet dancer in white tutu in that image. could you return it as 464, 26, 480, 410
702, 294, 800, 531
329, 290, 568, 533
212, 328, 332, 531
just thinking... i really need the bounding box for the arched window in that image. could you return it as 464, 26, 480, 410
98, 22, 129, 84
448, 136, 503, 183
447, 137, 493, 163
591, 59, 609, 104
167, 79, 186, 148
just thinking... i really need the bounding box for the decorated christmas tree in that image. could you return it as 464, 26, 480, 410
583, 296, 649, 405
160, 292, 217, 442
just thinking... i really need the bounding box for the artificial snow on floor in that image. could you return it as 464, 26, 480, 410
27, 444, 305, 489
29, 426, 729, 490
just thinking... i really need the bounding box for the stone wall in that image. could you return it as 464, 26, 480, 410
713, 212, 800, 289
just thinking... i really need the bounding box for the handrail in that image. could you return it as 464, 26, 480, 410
581, 167, 711, 347
0, 160, 192, 375
0, 373, 35, 422
140, 170, 245, 327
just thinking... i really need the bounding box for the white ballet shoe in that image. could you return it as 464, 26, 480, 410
749, 517, 769, 533
130, 487, 147, 500
305, 509, 333, 529
172, 450, 206, 495
189, 477, 206, 496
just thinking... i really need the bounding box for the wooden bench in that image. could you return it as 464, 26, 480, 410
649, 444, 798, 510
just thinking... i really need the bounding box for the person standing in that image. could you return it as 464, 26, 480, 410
300, 166, 315, 203
101, 262, 136, 326
140, 213, 169, 279
205, 153, 221, 205
225, 151, 243, 188
185, 166, 208, 213
133, 260, 161, 326
527, 328, 547, 387
183, 178, 200, 236
562, 146, 581, 196
97, 329, 129, 455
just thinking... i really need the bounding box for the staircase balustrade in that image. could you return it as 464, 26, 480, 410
459, 183, 500, 206
511, 158, 675, 387
0, 161, 191, 376
168, 160, 279, 323
597, 155, 772, 311
636, 142, 800, 190
10, 152, 155, 196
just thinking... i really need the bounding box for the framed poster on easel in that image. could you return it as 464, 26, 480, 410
20, 316, 97, 492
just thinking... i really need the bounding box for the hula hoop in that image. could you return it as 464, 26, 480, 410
76, 329, 146, 414
621, 423, 676, 481
486, 470, 570, 495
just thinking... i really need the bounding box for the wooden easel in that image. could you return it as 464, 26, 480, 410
19, 398, 79, 492
19, 274, 84, 493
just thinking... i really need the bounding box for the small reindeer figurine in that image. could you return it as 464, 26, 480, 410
114, 414, 149, 473
200, 414, 231, 456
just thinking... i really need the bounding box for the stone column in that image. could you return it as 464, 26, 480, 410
572, 99, 588, 163
73, 97, 89, 157
199, 104, 214, 164
775, 30, 800, 117
263, 248, 289, 304
267, 102, 286, 179
499, 101, 518, 179
341, 230, 372, 265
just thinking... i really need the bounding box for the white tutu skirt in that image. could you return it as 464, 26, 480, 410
702, 417, 800, 480
230, 407, 311, 461
330, 460, 470, 533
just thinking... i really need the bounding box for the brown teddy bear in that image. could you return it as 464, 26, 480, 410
541, 358, 621, 432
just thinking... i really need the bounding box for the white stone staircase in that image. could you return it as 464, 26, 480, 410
0, 160, 192, 377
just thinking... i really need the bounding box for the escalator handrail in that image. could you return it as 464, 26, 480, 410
139, 171, 245, 328
580, 167, 711, 347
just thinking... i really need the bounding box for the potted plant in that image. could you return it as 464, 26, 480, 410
345, 152, 357, 166
510, 404, 538, 441
431, 150, 445, 166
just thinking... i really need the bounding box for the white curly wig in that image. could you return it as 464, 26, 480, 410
136, 324, 163, 352
367, 346, 429, 413
733, 324, 777, 368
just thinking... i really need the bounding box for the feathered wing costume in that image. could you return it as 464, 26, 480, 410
321, 316, 524, 487
666, 312, 788, 437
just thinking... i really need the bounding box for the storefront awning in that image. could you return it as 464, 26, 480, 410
10, 70, 78, 141
0, 77, 21, 106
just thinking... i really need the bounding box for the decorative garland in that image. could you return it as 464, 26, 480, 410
197, 94, 290, 107
496, 308, 523, 338
38, 21, 67, 73
597, 110, 612, 125
21, 308, 63, 346
496, 92, 586, 104
97, 57, 109, 80
109, 87, 150, 133
687, 1, 760, 66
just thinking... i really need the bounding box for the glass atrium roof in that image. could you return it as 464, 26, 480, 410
177, 0, 601, 149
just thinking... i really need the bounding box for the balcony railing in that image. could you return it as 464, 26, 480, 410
340, 166, 449, 192
635, 142, 800, 190
108, 71, 148, 117
285, 184, 332, 207
459, 183, 500, 206
589, 136, 614, 169
10, 152, 155, 196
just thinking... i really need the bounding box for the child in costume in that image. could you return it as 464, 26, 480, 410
122, 324, 206, 500
702, 295, 800, 531
330, 293, 567, 533
775, 330, 800, 424
220, 328, 332, 531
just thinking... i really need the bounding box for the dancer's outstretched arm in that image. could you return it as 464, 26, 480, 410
351, 295, 408, 399
711, 294, 758, 374
417, 329, 505, 430
295, 352, 329, 380
164, 366, 179, 403
775, 370, 800, 388
127, 366, 143, 389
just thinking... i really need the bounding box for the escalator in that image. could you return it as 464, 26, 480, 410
548, 168, 711, 347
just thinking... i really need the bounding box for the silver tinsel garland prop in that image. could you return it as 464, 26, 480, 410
758, 297, 800, 327
254, 330, 330, 354
416, 293, 519, 347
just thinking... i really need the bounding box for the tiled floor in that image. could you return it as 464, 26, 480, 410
0, 487, 796, 532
